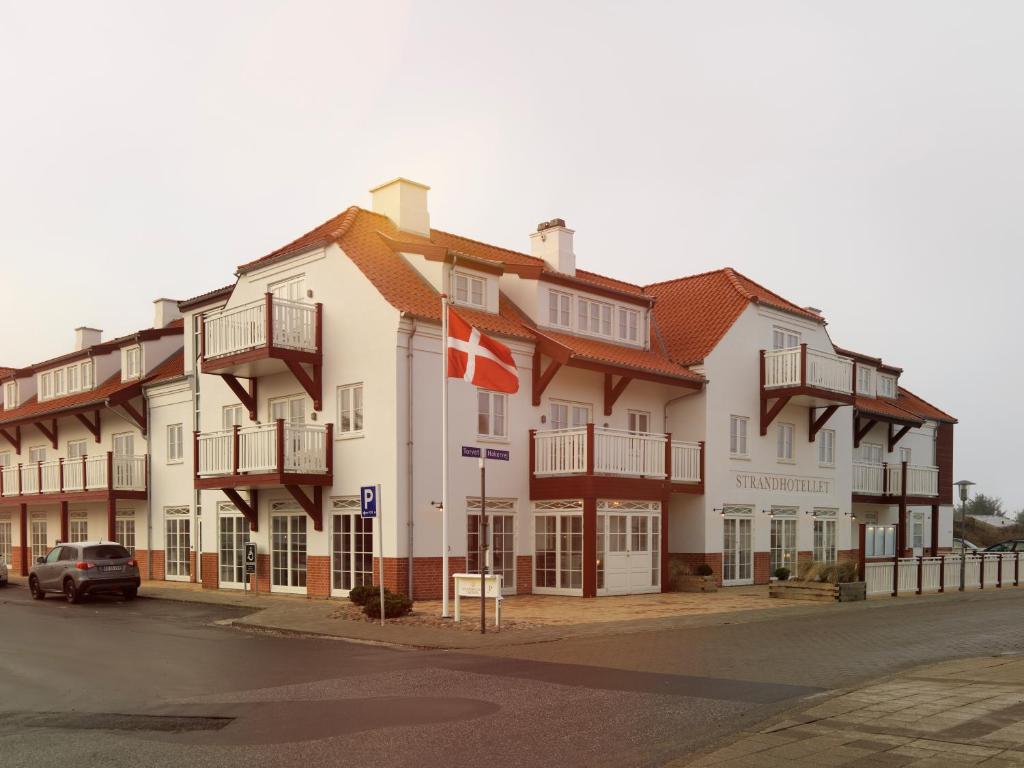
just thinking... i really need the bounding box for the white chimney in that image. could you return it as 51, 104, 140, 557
75, 327, 102, 350
153, 298, 182, 328
530, 219, 575, 276
369, 178, 431, 236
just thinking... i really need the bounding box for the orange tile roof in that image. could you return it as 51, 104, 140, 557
146, 350, 185, 385
535, 329, 703, 383
646, 268, 825, 366
179, 284, 234, 310
855, 396, 922, 425
897, 387, 957, 424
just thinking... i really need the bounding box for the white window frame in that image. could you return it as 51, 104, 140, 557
81, 360, 94, 389
627, 410, 651, 434
337, 383, 364, 437
53, 368, 65, 397
617, 307, 641, 343
729, 415, 749, 458
813, 510, 838, 564
859, 442, 884, 464
3, 381, 16, 409
772, 327, 800, 350
67, 364, 79, 393
167, 423, 183, 464
31, 520, 48, 562
115, 514, 136, 555
29, 446, 46, 464
548, 290, 572, 328
269, 394, 305, 425
67, 439, 87, 459
857, 366, 875, 396
40, 372, 53, 400
817, 428, 835, 467
577, 297, 614, 338
123, 345, 142, 381
222, 404, 244, 429
548, 400, 591, 430
69, 518, 88, 543
477, 390, 508, 440
0, 452, 10, 467
453, 271, 486, 309
269, 275, 306, 301
776, 422, 795, 462
877, 374, 896, 399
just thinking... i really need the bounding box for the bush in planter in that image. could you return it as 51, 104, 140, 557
695, 563, 714, 577
364, 591, 413, 619
774, 566, 790, 581
348, 583, 377, 606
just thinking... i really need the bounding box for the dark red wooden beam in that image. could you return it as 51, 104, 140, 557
76, 411, 101, 443
854, 415, 877, 449
284, 360, 322, 411
0, 425, 21, 453
120, 400, 147, 435
808, 405, 839, 442
603, 374, 632, 416
760, 395, 791, 436
222, 488, 259, 532
34, 419, 58, 450
220, 374, 258, 421
532, 350, 562, 407
888, 422, 912, 453
284, 484, 322, 531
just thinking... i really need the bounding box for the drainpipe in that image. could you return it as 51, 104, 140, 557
405, 317, 418, 598
106, 395, 154, 579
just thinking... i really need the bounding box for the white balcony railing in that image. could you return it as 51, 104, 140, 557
853, 462, 939, 497
763, 346, 854, 395
532, 427, 702, 483
533, 427, 588, 476
0, 453, 147, 497
671, 440, 702, 483
196, 421, 331, 478
595, 428, 666, 477
203, 295, 318, 359
852, 462, 884, 495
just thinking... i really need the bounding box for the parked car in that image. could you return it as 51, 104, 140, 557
29, 541, 140, 603
0, 558, 7, 587
983, 540, 1024, 552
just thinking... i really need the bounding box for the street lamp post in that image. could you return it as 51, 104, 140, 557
954, 480, 975, 592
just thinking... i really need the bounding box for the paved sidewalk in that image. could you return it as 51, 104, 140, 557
676, 655, 1024, 767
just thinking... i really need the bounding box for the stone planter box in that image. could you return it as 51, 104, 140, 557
675, 575, 719, 593
770, 580, 866, 602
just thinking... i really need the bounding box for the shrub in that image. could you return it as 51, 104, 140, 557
348, 583, 377, 606
363, 591, 413, 619
798, 560, 826, 582
695, 563, 714, 577
774, 566, 790, 581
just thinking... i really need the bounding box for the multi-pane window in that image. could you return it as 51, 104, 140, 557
269, 275, 305, 301
113, 433, 134, 457
912, 517, 924, 550
338, 384, 364, 435
124, 346, 142, 380
548, 291, 571, 328
29, 446, 46, 464
477, 391, 507, 438
578, 298, 613, 337
818, 429, 835, 467
730, 416, 749, 457
0, 520, 11, 564
218, 514, 250, 585
772, 327, 800, 350
69, 519, 88, 543
857, 366, 875, 396
813, 515, 837, 564
67, 365, 78, 392
222, 404, 244, 429
628, 411, 650, 433
877, 374, 896, 398
549, 401, 590, 430
167, 424, 183, 463
332, 508, 372, 592
0, 452, 10, 467
3, 381, 16, 408
776, 423, 795, 461
40, 373, 52, 400
53, 368, 65, 396
31, 520, 48, 562
865, 525, 896, 558
81, 361, 93, 389
466, 511, 515, 591
770, 512, 798, 576
618, 308, 640, 342
859, 443, 883, 464
453, 272, 485, 309
115, 517, 136, 555
270, 396, 305, 425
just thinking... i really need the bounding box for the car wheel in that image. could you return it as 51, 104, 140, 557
63, 578, 81, 605
29, 577, 45, 600
123, 588, 137, 601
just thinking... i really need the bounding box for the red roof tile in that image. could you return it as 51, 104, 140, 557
855, 396, 922, 424
534, 329, 703, 383
146, 350, 185, 385
179, 284, 235, 310
897, 387, 957, 424
646, 268, 824, 366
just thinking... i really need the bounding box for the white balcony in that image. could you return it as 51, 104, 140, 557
670, 440, 702, 484
203, 295, 319, 360
852, 461, 939, 497
763, 346, 854, 395
0, 454, 147, 497
195, 420, 332, 482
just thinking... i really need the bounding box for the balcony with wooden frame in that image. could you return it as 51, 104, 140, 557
193, 419, 333, 531
529, 424, 704, 500
852, 460, 940, 506
759, 344, 855, 438
200, 294, 324, 416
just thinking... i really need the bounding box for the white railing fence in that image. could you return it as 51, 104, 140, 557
0, 452, 143, 496
204, 296, 318, 359
671, 441, 702, 483
763, 348, 801, 388
85, 455, 108, 490
1000, 553, 1016, 586
964, 554, 982, 589
806, 349, 854, 394
284, 424, 328, 472
20, 465, 38, 494
944, 555, 963, 590
865, 561, 893, 595
63, 459, 85, 492
238, 425, 277, 474
533, 428, 587, 476
594, 428, 666, 478
197, 422, 329, 477
1, 465, 19, 496
271, 298, 317, 352
983, 554, 1000, 586
39, 460, 61, 493
113, 456, 146, 491
897, 557, 919, 593
920, 557, 943, 592
906, 465, 939, 496
852, 462, 884, 494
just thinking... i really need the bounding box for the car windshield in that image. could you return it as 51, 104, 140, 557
83, 545, 130, 561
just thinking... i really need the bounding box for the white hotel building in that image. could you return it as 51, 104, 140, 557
0, 179, 956, 598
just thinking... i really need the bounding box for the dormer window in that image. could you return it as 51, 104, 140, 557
81, 360, 93, 389
857, 366, 875, 396
578, 298, 613, 337
618, 308, 640, 342
877, 374, 896, 399
548, 290, 571, 328
40, 372, 53, 400
123, 346, 142, 381
3, 381, 16, 409
453, 272, 485, 309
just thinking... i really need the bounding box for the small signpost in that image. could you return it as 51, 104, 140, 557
360, 484, 385, 627
460, 446, 510, 634
243, 542, 256, 594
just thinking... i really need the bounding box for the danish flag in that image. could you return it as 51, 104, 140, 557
446, 306, 519, 394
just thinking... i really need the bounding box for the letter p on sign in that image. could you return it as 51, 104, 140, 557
360, 485, 378, 519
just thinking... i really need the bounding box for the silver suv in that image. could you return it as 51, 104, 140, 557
29, 541, 140, 603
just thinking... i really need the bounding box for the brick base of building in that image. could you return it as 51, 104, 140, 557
255, 554, 271, 593
189, 551, 197, 584
754, 551, 771, 584
149, 549, 166, 581
11, 546, 26, 576
516, 555, 532, 594
200, 553, 218, 590
837, 549, 857, 564
668, 552, 725, 586
307, 555, 330, 598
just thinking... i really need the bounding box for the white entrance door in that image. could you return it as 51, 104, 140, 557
218, 514, 250, 588
271, 513, 307, 593
599, 508, 661, 595
331, 511, 373, 596
533, 513, 583, 595
602, 513, 629, 594
165, 517, 191, 581
723, 517, 753, 585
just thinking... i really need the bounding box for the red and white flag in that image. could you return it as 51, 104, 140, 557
446, 306, 519, 394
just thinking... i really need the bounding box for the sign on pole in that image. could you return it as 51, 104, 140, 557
462, 445, 510, 461
360, 485, 378, 519
362, 484, 385, 626
243, 542, 256, 593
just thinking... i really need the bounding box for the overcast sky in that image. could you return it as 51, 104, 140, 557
1, 2, 1020, 509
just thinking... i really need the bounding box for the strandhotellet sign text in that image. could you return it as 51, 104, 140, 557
733, 471, 833, 495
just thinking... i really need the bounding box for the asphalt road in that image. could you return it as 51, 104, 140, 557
2, 584, 1024, 768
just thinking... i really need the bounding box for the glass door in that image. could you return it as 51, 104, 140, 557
723, 517, 753, 585
770, 516, 797, 577
218, 514, 250, 588
271, 513, 307, 593
533, 513, 583, 595
165, 516, 191, 580
467, 513, 516, 595
331, 511, 373, 596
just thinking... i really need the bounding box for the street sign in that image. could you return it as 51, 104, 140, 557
461, 446, 510, 461
244, 542, 256, 575
360, 485, 378, 519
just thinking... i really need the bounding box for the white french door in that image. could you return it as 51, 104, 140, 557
331, 511, 373, 596
467, 513, 516, 595
770, 516, 797, 577
723, 517, 753, 585
598, 503, 661, 595
165, 516, 191, 581
218, 514, 250, 588
271, 513, 307, 593
533, 513, 583, 595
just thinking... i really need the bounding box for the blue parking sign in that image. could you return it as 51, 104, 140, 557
360, 485, 378, 518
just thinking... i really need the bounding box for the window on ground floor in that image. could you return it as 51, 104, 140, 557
31, 520, 48, 562
813, 514, 837, 564
770, 511, 798, 576
115, 517, 136, 555
69, 519, 88, 543
0, 520, 11, 564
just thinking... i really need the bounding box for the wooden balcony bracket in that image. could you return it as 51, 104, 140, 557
284, 361, 322, 411
760, 393, 791, 436
854, 415, 877, 450
285, 485, 323, 531
119, 400, 147, 436
34, 419, 58, 450
219, 374, 258, 422
0, 425, 21, 453
888, 422, 912, 453
222, 488, 259, 532
603, 374, 632, 416
76, 410, 101, 443
808, 406, 839, 442
532, 351, 563, 407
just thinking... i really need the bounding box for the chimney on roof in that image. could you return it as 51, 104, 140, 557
804, 306, 822, 316
153, 298, 182, 328
530, 219, 575, 276
369, 178, 431, 237
75, 327, 102, 351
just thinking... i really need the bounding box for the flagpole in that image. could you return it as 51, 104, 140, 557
441, 293, 450, 618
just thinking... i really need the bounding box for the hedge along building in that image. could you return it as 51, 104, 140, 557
0, 302, 184, 578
